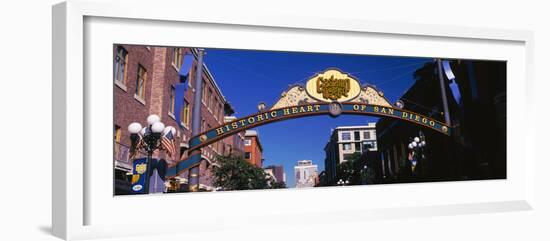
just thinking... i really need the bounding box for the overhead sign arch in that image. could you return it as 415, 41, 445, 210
166, 68, 450, 177
188, 102, 449, 153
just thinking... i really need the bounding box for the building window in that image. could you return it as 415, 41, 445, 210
342, 143, 352, 151
114, 46, 128, 86
181, 100, 190, 127
244, 139, 251, 146
355, 142, 361, 152
201, 80, 207, 103
169, 86, 175, 115
363, 141, 373, 150
341, 132, 351, 141
172, 48, 184, 69
114, 125, 122, 161
207, 88, 213, 109
135, 65, 147, 100
245, 152, 251, 159
354, 131, 360, 140
213, 97, 219, 117
114, 125, 121, 143
363, 131, 371, 139
343, 154, 354, 161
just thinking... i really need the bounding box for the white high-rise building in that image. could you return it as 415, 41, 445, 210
324, 122, 378, 184
294, 160, 318, 188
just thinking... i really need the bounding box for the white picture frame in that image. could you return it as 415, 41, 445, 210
52, 0, 535, 240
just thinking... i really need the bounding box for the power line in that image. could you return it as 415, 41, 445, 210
349, 61, 428, 74
372, 68, 418, 87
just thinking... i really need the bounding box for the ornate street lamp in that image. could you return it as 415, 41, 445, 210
337, 179, 349, 186
128, 114, 175, 194
408, 131, 427, 175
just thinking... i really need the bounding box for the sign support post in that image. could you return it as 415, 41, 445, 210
437, 59, 452, 126
188, 48, 205, 192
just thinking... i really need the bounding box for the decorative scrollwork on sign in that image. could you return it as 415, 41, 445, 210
351, 85, 392, 108
271, 85, 314, 110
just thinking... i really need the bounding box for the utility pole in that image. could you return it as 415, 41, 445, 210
188, 48, 205, 192
437, 59, 451, 126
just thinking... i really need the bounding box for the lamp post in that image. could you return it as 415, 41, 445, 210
361, 165, 368, 185
337, 179, 349, 186
407, 131, 427, 176
128, 114, 175, 194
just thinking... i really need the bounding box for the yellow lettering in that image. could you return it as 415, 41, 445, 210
361, 105, 366, 111
314, 105, 321, 111
256, 114, 264, 122
270, 111, 278, 118
380, 108, 387, 114
415, 115, 420, 121
231, 122, 238, 129
292, 107, 298, 114
216, 127, 224, 135
422, 118, 428, 124
283, 108, 290, 115
429, 120, 435, 126
247, 117, 255, 124
388, 108, 394, 115
299, 106, 306, 113
353, 104, 359, 111
402, 112, 408, 118
374, 106, 379, 112
239, 119, 246, 126
225, 125, 231, 131
307, 105, 313, 112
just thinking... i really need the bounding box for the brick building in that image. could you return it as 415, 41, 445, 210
113, 45, 244, 192
244, 130, 263, 167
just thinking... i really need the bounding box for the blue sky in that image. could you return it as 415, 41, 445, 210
203, 48, 432, 187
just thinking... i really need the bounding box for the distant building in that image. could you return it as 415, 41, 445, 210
294, 160, 318, 188
264, 165, 286, 183
264, 168, 276, 180
323, 123, 378, 184
244, 130, 263, 167
222, 116, 245, 157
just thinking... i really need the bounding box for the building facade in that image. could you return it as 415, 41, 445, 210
113, 45, 243, 193
294, 160, 318, 188
221, 116, 245, 157
244, 130, 263, 167
375, 60, 506, 183
263, 165, 286, 183
323, 123, 378, 184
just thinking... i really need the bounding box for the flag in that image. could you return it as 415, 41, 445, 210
179, 54, 194, 81
442, 60, 461, 104
161, 131, 176, 160
174, 54, 194, 129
